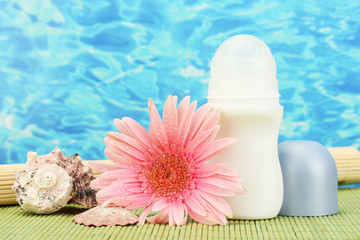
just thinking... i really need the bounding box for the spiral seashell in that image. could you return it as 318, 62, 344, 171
37, 171, 57, 189
13, 164, 74, 214
24, 147, 97, 207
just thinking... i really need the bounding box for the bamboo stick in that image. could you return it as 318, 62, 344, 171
0, 185, 13, 190
0, 180, 16, 186
0, 193, 17, 199
0, 198, 17, 205
0, 148, 359, 205
328, 147, 360, 185
0, 189, 14, 195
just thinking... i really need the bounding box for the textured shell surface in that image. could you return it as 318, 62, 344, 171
12, 164, 73, 214
72, 205, 139, 226
25, 147, 97, 206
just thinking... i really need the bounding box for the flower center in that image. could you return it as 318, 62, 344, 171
148, 154, 190, 197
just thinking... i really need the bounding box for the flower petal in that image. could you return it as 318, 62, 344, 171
107, 131, 146, 153
90, 177, 112, 190
178, 101, 197, 147
88, 162, 121, 174
113, 118, 131, 136
203, 201, 228, 225
163, 95, 179, 149
217, 167, 240, 177
189, 190, 228, 225
147, 208, 169, 224
185, 103, 211, 143
104, 147, 129, 167
114, 118, 153, 150
152, 199, 169, 212
90, 169, 139, 190
126, 196, 152, 210
139, 204, 154, 225
96, 180, 140, 203
171, 199, 185, 226
177, 95, 190, 124
184, 194, 207, 216
180, 205, 189, 225
168, 205, 175, 227
96, 187, 128, 204
196, 180, 236, 196
187, 125, 219, 157
105, 137, 146, 162
149, 98, 169, 150
187, 207, 217, 225
198, 190, 233, 218
197, 176, 243, 193
97, 168, 139, 179
196, 109, 220, 135
194, 138, 237, 163
194, 163, 226, 177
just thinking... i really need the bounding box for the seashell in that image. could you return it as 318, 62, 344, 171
12, 164, 73, 214
25, 147, 97, 207
72, 205, 139, 226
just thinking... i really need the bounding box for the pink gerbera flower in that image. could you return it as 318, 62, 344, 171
90, 96, 245, 226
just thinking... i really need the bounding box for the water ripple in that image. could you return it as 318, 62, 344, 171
0, 0, 359, 163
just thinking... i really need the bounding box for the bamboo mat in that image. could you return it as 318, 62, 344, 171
0, 188, 359, 240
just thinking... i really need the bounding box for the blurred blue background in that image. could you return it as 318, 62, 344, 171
0, 0, 359, 164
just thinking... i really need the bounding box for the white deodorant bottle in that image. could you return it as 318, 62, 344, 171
208, 35, 283, 219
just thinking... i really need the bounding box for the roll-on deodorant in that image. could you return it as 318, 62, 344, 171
208, 35, 283, 219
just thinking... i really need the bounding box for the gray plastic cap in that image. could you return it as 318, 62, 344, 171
278, 140, 338, 216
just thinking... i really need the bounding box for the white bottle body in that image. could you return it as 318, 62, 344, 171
209, 101, 284, 219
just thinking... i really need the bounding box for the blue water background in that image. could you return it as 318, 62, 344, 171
0, 0, 359, 164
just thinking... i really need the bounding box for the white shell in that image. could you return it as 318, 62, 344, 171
13, 164, 73, 214
72, 205, 139, 226
25, 147, 97, 206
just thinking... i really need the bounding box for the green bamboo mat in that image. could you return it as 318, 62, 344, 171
1, 188, 359, 240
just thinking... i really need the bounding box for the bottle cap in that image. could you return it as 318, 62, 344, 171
278, 140, 338, 216
208, 34, 279, 99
